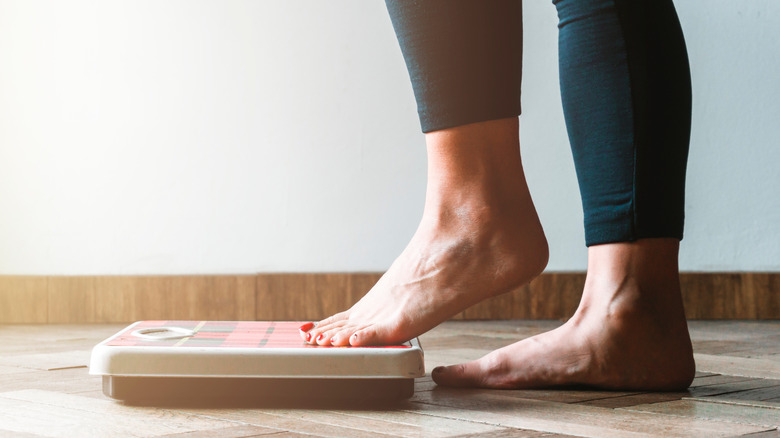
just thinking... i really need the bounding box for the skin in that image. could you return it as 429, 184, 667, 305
300, 117, 695, 391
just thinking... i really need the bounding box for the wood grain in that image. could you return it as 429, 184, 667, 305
626, 399, 780, 428
1, 276, 255, 323
48, 277, 96, 323
680, 273, 780, 319
694, 354, 780, 380
0, 276, 48, 323
158, 425, 283, 437
0, 390, 236, 437
0, 272, 778, 323
454, 429, 578, 438
255, 273, 382, 321
181, 409, 402, 438
409, 391, 767, 437
225, 408, 506, 437
126, 276, 256, 321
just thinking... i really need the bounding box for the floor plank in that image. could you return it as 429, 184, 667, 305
415, 385, 639, 405
695, 354, 780, 380
452, 428, 578, 437
0, 364, 31, 375
0, 324, 124, 356
626, 399, 780, 428
687, 321, 780, 342
408, 392, 769, 437
0, 350, 91, 371
238, 408, 505, 438
689, 374, 757, 388
0, 390, 236, 437
686, 397, 780, 411
736, 430, 780, 438
688, 378, 780, 398
576, 392, 687, 409
320, 408, 503, 437
0, 368, 99, 394
158, 424, 284, 437
178, 409, 401, 438
705, 384, 780, 404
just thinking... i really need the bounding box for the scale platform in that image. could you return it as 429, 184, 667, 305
89, 321, 425, 403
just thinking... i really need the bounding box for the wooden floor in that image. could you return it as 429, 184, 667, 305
0, 320, 778, 437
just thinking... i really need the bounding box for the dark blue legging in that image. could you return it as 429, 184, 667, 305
385, 0, 691, 246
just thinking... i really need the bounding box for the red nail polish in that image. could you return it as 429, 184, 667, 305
317, 333, 324, 342
299, 322, 314, 332
329, 338, 335, 345
305, 332, 311, 342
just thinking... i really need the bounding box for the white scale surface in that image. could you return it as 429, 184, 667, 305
89, 320, 425, 402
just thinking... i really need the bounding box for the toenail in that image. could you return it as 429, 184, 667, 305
329, 338, 335, 345
298, 322, 314, 332
305, 332, 311, 342
317, 334, 324, 342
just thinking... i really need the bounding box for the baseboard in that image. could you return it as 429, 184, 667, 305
0, 273, 777, 323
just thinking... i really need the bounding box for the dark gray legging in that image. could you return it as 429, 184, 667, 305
385, 0, 691, 246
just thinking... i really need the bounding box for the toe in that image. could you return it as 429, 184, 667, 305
431, 361, 485, 388
298, 322, 315, 341
315, 311, 350, 329
314, 332, 328, 345
328, 329, 351, 346
314, 327, 344, 346
306, 319, 347, 344
348, 326, 375, 346
432, 350, 516, 388
348, 323, 399, 346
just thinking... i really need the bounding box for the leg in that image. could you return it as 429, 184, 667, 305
302, 0, 548, 346
433, 0, 695, 390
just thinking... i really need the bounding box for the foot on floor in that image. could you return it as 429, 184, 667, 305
432, 240, 696, 391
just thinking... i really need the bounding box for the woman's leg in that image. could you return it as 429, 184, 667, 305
433, 0, 695, 390
302, 0, 549, 346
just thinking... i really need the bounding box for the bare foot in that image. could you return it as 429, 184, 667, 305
300, 118, 549, 347
431, 239, 696, 391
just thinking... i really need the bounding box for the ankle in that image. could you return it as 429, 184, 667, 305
424, 118, 528, 197
585, 239, 680, 290
575, 240, 691, 343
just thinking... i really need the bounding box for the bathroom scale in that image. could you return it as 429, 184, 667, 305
89, 320, 425, 403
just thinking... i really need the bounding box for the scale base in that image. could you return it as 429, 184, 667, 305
103, 376, 414, 403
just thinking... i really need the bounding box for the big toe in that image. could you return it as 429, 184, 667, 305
314, 311, 350, 331
431, 361, 486, 388
348, 323, 402, 347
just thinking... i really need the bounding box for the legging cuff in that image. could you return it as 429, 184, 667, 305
584, 212, 684, 246
420, 106, 522, 134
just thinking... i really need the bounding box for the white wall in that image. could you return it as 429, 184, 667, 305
0, 0, 777, 275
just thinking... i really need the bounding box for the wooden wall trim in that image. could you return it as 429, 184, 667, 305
0, 273, 778, 323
